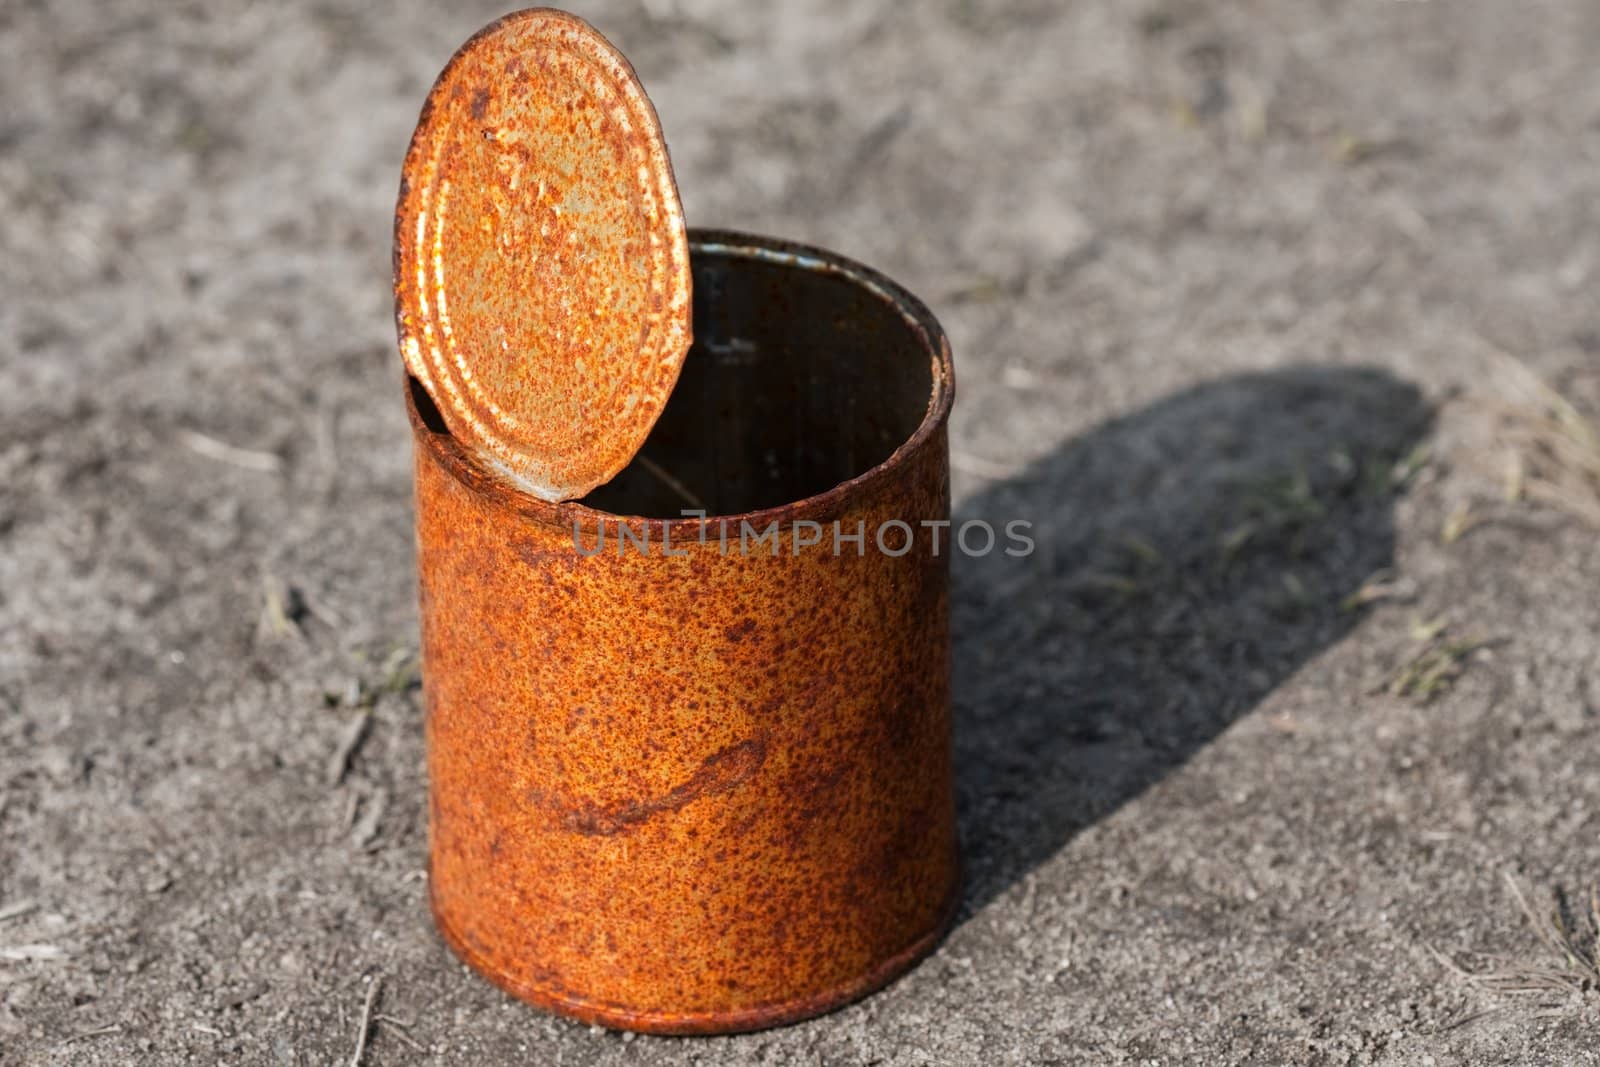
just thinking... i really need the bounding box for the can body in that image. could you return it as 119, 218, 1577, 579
411, 231, 958, 1034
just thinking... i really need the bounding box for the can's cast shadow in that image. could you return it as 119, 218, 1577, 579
950, 365, 1432, 918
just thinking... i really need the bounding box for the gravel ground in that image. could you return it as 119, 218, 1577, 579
4, 0, 1600, 1063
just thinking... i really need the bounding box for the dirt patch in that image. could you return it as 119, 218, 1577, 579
4, 0, 1600, 1063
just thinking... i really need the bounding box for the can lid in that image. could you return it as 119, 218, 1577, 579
394, 9, 691, 501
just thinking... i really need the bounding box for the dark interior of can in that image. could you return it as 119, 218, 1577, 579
407, 245, 938, 517
576, 245, 937, 517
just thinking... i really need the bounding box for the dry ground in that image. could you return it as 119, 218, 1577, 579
3, 0, 1600, 1063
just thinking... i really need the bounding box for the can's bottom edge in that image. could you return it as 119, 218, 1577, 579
427, 871, 962, 1036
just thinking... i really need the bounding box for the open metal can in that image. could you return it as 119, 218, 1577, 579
409, 229, 959, 1033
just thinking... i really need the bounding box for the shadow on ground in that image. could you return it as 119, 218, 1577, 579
951, 366, 1433, 917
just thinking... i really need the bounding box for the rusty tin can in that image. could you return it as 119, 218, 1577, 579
408, 228, 959, 1033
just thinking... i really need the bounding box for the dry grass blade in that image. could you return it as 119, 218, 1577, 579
1340, 569, 1414, 612
1477, 350, 1600, 528
376, 1015, 425, 1053
1503, 873, 1569, 964
176, 429, 284, 473
257, 575, 307, 643
0, 943, 67, 961
1523, 473, 1600, 529
326, 712, 372, 787
350, 787, 389, 851
0, 900, 37, 923
1436, 874, 1600, 1023
349, 976, 381, 1067
1385, 619, 1486, 704
59, 1023, 123, 1046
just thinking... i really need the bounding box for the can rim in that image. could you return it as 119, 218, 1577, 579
406, 228, 955, 535
427, 857, 960, 1034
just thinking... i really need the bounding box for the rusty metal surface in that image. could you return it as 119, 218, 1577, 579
410, 231, 959, 1034
394, 8, 691, 502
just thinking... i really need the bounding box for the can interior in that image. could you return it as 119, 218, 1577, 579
578, 243, 938, 518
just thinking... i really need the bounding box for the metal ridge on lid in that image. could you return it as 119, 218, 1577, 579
394, 7, 691, 501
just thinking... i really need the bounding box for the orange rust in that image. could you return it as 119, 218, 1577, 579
394, 8, 691, 502
410, 232, 960, 1034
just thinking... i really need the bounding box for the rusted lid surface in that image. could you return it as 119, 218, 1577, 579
395, 8, 691, 501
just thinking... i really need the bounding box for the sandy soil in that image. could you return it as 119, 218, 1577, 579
3, 0, 1599, 1063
